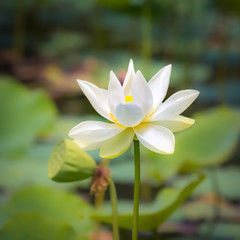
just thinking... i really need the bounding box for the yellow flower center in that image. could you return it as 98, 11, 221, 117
109, 95, 134, 126
125, 95, 133, 103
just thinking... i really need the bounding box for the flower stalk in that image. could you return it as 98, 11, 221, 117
109, 177, 119, 240
132, 140, 140, 240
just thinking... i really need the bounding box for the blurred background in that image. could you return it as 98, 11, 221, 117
0, 0, 239, 239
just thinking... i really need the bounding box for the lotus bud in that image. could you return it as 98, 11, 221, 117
48, 139, 96, 182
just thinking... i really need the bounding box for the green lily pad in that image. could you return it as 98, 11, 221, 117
0, 112, 109, 191
199, 223, 240, 239
0, 76, 57, 156
0, 186, 95, 236
0, 113, 112, 192
108, 107, 239, 184
0, 212, 84, 240
91, 174, 205, 231
145, 106, 240, 180
0, 143, 89, 191
173, 166, 240, 200
109, 154, 154, 184
182, 196, 240, 221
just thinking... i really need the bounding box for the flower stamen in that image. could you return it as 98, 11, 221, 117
125, 95, 133, 103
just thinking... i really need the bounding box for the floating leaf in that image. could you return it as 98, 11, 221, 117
91, 174, 205, 231
48, 139, 97, 182
108, 107, 239, 184
0, 142, 89, 192
109, 155, 153, 184
0, 186, 95, 236
181, 194, 240, 221
0, 212, 83, 240
199, 223, 240, 239
173, 166, 240, 200
0, 76, 57, 156
0, 114, 106, 192
145, 106, 240, 180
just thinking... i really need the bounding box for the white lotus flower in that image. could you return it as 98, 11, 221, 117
69, 60, 199, 158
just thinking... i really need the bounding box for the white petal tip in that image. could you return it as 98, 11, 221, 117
110, 71, 115, 79
186, 89, 200, 98
99, 153, 113, 159
135, 70, 143, 77
162, 64, 172, 74
76, 79, 83, 86
161, 145, 175, 154
76, 79, 88, 91
68, 131, 73, 138
128, 59, 134, 71
162, 142, 175, 154
167, 147, 175, 154
68, 127, 77, 138
192, 90, 200, 98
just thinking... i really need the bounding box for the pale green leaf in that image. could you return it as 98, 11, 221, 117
174, 166, 240, 200
0, 186, 95, 236
0, 143, 89, 191
0, 76, 57, 156
0, 212, 84, 240
146, 106, 240, 180
91, 174, 205, 231
199, 223, 240, 239
109, 107, 239, 184
182, 197, 240, 221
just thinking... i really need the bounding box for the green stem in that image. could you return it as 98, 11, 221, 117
109, 178, 119, 240
132, 140, 140, 240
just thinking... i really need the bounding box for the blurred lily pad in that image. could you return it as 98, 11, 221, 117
0, 76, 57, 156
0, 143, 86, 191
145, 106, 240, 180
91, 174, 205, 231
0, 186, 95, 236
0, 114, 107, 192
181, 194, 240, 221
173, 166, 240, 200
109, 153, 152, 184
0, 212, 84, 240
199, 223, 240, 239
108, 107, 239, 184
